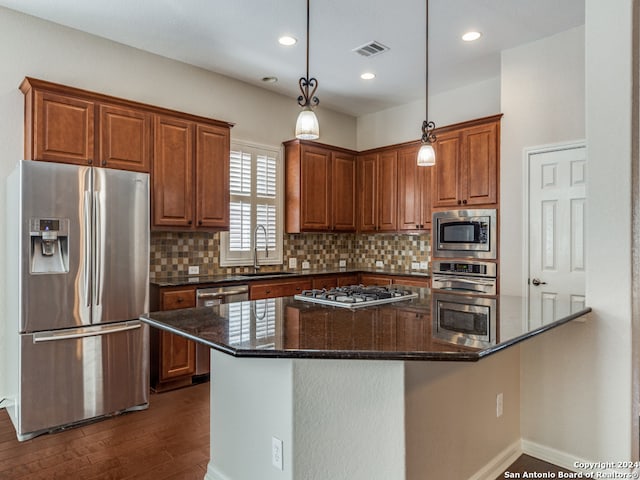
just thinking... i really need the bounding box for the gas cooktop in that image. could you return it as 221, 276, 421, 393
294, 285, 418, 309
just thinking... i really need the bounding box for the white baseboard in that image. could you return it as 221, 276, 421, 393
468, 440, 523, 480
205, 463, 232, 480
522, 439, 630, 477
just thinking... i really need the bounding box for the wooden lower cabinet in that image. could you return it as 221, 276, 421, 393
250, 278, 313, 300
359, 273, 430, 288
359, 274, 393, 286
311, 273, 360, 290
150, 287, 198, 392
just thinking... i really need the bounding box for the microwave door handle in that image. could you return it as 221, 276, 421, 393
449, 278, 495, 286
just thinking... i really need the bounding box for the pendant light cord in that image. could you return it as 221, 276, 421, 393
297, 0, 319, 109
306, 0, 310, 82
425, 0, 429, 123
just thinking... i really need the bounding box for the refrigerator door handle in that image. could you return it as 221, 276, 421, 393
94, 191, 102, 307
83, 190, 92, 308
32, 322, 141, 343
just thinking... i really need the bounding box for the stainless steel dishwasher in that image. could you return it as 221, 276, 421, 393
195, 285, 249, 377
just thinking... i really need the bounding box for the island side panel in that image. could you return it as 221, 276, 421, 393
291, 359, 405, 480
206, 351, 294, 480
405, 346, 521, 479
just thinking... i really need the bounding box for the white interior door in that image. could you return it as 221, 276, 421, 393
527, 143, 586, 327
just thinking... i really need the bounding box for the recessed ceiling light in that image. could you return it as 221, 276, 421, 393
462, 31, 482, 42
261, 76, 278, 83
360, 72, 376, 80
278, 35, 297, 46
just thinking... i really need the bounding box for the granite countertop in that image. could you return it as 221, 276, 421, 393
140, 288, 591, 362
150, 267, 431, 287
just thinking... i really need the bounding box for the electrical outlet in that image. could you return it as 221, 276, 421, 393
302, 260, 310, 269
411, 262, 420, 270
288, 257, 297, 269
272, 436, 284, 470
339, 259, 346, 268
188, 266, 199, 275
496, 393, 503, 418
420, 261, 429, 270
375, 260, 384, 269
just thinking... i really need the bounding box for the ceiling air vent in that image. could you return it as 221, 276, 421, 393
352, 41, 390, 58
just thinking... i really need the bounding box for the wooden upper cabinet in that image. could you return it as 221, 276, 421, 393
462, 121, 498, 206
358, 148, 400, 233
284, 139, 356, 233
153, 116, 194, 228
332, 151, 357, 231
431, 130, 462, 208
301, 144, 332, 231
30, 89, 95, 164
358, 153, 378, 232
377, 150, 398, 231
398, 145, 431, 231
98, 104, 151, 172
432, 114, 501, 209
196, 124, 230, 229
152, 117, 231, 231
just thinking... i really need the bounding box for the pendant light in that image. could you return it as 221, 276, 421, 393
295, 0, 320, 140
417, 0, 436, 166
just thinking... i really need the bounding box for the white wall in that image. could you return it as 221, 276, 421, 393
0, 6, 356, 399
356, 76, 501, 151
519, 1, 634, 467
499, 26, 586, 297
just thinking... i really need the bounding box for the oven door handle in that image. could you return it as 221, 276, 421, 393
434, 277, 495, 287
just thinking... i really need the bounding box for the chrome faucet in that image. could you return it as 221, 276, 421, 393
253, 224, 268, 271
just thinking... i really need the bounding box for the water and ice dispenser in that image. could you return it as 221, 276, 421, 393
29, 218, 69, 274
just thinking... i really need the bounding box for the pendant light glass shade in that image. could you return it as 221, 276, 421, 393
417, 142, 436, 166
295, 0, 320, 140
417, 0, 436, 166
295, 107, 319, 140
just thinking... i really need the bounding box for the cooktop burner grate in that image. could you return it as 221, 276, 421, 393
294, 285, 419, 309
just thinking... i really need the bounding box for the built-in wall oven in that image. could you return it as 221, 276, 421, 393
432, 209, 497, 259
431, 292, 497, 348
431, 260, 498, 347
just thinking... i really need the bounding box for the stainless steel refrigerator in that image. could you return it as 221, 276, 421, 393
4, 160, 150, 441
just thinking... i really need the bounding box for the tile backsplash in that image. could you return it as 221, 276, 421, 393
150, 231, 430, 279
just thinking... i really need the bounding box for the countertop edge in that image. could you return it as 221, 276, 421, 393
140, 305, 592, 362
149, 268, 431, 287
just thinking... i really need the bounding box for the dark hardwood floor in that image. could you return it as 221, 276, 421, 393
497, 454, 575, 479
1, 383, 572, 479
0, 383, 210, 479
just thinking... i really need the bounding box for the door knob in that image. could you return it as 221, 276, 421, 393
531, 278, 547, 286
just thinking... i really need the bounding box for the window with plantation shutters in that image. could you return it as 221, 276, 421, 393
220, 142, 283, 266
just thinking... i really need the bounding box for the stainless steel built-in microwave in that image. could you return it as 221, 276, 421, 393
432, 209, 497, 259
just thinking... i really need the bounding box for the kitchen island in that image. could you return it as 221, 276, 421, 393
141, 288, 590, 480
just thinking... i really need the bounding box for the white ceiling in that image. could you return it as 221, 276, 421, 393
0, 0, 584, 117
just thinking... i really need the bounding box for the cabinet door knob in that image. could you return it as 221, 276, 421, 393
177, 297, 184, 303
101, 160, 107, 166
88, 159, 93, 165
188, 220, 193, 225
457, 200, 462, 205
462, 199, 467, 205
198, 220, 203, 226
